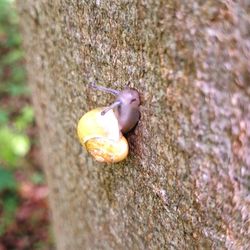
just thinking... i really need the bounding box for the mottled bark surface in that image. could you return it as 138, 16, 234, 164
18, 1, 250, 249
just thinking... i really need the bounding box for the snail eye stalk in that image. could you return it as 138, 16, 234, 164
101, 100, 121, 116
90, 83, 120, 96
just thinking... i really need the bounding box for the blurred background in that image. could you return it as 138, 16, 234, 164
0, 1, 53, 249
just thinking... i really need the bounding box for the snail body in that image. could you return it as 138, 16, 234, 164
77, 84, 140, 163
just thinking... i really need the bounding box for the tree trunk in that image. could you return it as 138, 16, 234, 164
18, 1, 250, 249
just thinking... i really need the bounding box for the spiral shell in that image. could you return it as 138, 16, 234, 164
77, 108, 128, 163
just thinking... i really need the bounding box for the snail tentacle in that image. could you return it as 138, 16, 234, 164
101, 100, 121, 116
89, 83, 120, 96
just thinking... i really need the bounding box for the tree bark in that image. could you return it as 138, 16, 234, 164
18, 1, 250, 249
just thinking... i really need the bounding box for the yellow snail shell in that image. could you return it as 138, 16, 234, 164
77, 107, 128, 163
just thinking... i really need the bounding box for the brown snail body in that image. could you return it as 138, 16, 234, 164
77, 83, 140, 163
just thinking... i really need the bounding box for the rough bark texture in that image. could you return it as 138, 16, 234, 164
18, 1, 250, 249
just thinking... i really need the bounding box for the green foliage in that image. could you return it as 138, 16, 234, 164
0, 0, 33, 167
0, 0, 21, 47
0, 105, 34, 166
4, 82, 29, 96
0, 126, 31, 166
0, 0, 35, 237
0, 166, 19, 236
1, 49, 23, 65
14, 106, 34, 130
0, 192, 19, 236
0, 2, 52, 248
31, 172, 45, 185
0, 0, 27, 96
0, 109, 9, 124
0, 166, 17, 191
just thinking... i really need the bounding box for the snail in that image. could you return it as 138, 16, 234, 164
77, 83, 140, 163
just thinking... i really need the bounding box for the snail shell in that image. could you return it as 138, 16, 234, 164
77, 107, 128, 163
